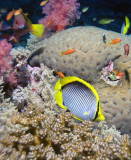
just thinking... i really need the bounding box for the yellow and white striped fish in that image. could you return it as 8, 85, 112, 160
54, 76, 105, 121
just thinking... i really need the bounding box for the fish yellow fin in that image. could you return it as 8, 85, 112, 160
22, 12, 44, 37
94, 102, 105, 121
73, 115, 83, 121
54, 80, 68, 110
22, 13, 32, 24
30, 24, 44, 37
123, 16, 130, 34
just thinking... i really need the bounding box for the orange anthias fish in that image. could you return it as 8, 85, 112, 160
56, 71, 65, 78
60, 49, 75, 55
124, 44, 129, 57
40, 0, 48, 6
47, 19, 51, 26
14, 8, 23, 16
6, 9, 15, 21
109, 38, 121, 45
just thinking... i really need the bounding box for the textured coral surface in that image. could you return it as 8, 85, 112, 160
0, 105, 131, 160
28, 26, 131, 84
94, 81, 131, 136
28, 26, 131, 136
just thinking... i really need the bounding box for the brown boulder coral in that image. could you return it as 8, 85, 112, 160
0, 104, 131, 160
27, 26, 131, 136
27, 26, 131, 84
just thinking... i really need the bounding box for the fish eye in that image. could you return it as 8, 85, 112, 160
19, 25, 25, 29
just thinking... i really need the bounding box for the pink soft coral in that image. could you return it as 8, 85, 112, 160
39, 0, 81, 37
0, 39, 18, 86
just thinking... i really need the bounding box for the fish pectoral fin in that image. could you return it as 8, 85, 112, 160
84, 111, 88, 115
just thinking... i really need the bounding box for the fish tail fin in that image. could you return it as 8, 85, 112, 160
58, 52, 64, 55
125, 16, 130, 28
30, 24, 44, 37
123, 16, 130, 34
94, 102, 105, 121
61, 53, 64, 56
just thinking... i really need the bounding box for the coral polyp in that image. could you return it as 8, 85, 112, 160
0, 104, 130, 160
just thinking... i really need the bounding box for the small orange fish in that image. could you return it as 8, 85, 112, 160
0, 21, 3, 29
124, 44, 129, 57
6, 9, 15, 21
14, 8, 23, 16
40, 0, 48, 6
47, 19, 51, 26
60, 49, 75, 55
109, 38, 121, 45
56, 71, 65, 78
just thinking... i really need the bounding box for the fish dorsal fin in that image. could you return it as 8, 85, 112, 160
22, 12, 32, 24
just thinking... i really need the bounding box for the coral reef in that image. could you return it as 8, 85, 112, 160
26, 33, 42, 51
0, 39, 18, 86
0, 44, 130, 159
100, 61, 124, 86
39, 0, 81, 37
94, 81, 131, 136
0, 104, 131, 160
12, 62, 60, 115
0, 78, 17, 135
10, 47, 31, 87
27, 26, 131, 84
98, 121, 122, 142
27, 26, 131, 136
10, 47, 31, 60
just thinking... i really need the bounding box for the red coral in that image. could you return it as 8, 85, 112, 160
39, 0, 81, 36
0, 39, 18, 86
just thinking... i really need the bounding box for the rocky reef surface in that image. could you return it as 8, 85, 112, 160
28, 26, 131, 136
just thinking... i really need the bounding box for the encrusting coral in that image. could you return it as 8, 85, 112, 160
100, 61, 124, 87
0, 104, 130, 160
26, 33, 42, 51
0, 78, 17, 135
